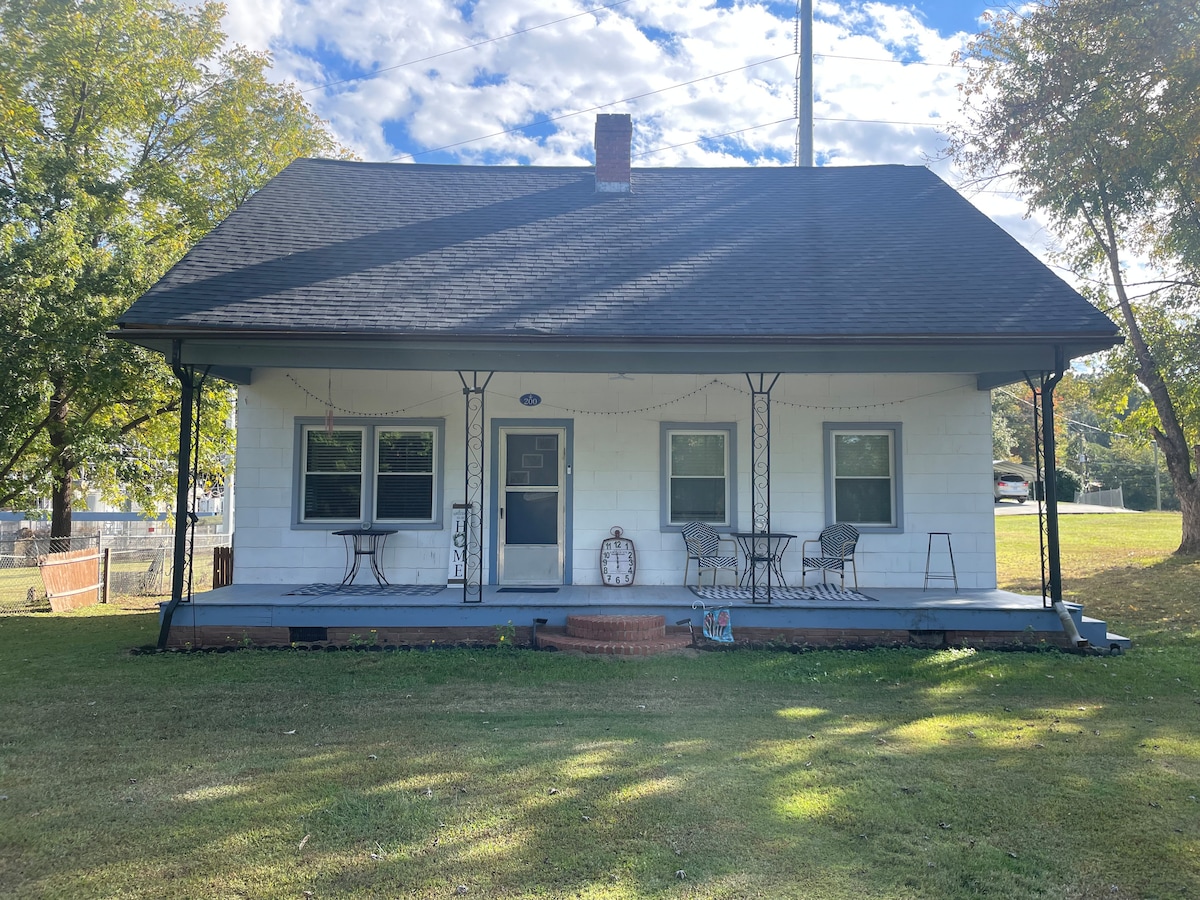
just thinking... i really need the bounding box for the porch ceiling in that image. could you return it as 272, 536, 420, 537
117, 331, 1114, 387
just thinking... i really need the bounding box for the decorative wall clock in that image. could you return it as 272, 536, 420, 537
599, 526, 636, 586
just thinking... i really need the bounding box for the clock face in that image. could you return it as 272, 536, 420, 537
600, 538, 635, 586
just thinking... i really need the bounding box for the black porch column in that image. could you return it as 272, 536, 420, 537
746, 373, 780, 603
1039, 347, 1066, 606
458, 372, 492, 603
156, 341, 197, 650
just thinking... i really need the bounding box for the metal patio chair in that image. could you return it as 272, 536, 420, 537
800, 523, 860, 590
681, 521, 740, 587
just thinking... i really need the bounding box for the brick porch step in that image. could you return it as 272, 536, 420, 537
537, 614, 693, 656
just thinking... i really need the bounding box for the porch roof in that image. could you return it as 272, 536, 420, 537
116, 159, 1120, 385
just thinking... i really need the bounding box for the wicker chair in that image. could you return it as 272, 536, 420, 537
681, 522, 740, 587
800, 523, 860, 590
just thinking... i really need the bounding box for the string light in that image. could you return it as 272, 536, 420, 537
287, 372, 975, 417
284, 373, 459, 416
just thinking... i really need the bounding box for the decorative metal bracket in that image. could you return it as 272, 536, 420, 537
458, 371, 493, 603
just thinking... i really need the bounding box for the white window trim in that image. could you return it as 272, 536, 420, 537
660, 422, 738, 530
823, 422, 903, 533
293, 418, 444, 530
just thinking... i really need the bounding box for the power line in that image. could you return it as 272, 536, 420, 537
300, 0, 637, 96
387, 53, 796, 162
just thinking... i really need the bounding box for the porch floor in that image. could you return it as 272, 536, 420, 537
161, 583, 1130, 652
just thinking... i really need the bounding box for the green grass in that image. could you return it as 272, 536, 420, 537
1, 515, 1198, 899
997, 512, 1200, 647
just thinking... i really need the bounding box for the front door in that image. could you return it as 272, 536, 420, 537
498, 428, 565, 585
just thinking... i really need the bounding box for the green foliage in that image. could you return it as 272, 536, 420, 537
0, 0, 340, 526
954, 0, 1200, 552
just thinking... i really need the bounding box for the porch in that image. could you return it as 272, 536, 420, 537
159, 583, 1130, 652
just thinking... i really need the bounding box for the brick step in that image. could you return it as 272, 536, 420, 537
537, 628, 693, 657
566, 614, 667, 641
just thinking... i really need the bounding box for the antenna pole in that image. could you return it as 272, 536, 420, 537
798, 0, 813, 166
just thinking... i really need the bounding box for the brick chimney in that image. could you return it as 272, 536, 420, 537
594, 114, 632, 193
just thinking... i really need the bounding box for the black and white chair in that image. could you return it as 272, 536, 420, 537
800, 523, 860, 590
681, 522, 740, 587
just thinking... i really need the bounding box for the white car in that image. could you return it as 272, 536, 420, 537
994, 473, 1029, 503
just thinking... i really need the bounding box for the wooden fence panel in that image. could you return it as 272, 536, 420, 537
38, 548, 102, 611
213, 546, 233, 589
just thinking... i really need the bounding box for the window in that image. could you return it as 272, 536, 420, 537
303, 427, 365, 521
661, 423, 736, 527
295, 420, 443, 529
824, 423, 902, 531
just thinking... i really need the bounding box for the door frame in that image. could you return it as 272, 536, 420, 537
489, 418, 574, 585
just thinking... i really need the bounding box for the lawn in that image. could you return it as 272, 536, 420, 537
1, 514, 1197, 899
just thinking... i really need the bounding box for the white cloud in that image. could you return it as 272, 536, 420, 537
216, 0, 1060, 259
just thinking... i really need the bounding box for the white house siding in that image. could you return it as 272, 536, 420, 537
232, 369, 997, 589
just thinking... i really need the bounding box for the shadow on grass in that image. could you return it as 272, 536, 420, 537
3, 618, 1199, 899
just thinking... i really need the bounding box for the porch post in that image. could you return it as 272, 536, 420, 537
1031, 348, 1085, 646
458, 372, 492, 603
1039, 348, 1065, 606
746, 373, 780, 603
157, 341, 196, 650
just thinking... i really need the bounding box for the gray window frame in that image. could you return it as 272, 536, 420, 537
660, 422, 737, 531
293, 418, 445, 530
823, 422, 903, 533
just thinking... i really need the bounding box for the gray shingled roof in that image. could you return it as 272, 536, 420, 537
119, 158, 1119, 345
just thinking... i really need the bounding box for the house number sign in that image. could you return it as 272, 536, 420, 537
599, 526, 636, 586
519, 393, 541, 407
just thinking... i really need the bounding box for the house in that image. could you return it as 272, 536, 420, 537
116, 115, 1125, 651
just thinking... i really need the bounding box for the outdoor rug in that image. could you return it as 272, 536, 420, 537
497, 587, 559, 593
286, 583, 447, 597
689, 584, 876, 602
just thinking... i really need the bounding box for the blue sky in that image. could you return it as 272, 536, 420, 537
218, 1, 1036, 244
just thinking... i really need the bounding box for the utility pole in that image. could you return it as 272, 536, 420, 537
798, 0, 813, 166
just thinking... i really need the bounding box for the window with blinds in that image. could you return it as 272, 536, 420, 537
667, 429, 729, 525
297, 421, 442, 527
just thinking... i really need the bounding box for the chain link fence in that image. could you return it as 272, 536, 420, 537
0, 534, 231, 613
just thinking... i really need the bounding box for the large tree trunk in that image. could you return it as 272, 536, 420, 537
1096, 205, 1200, 556
47, 383, 74, 552
1176, 447, 1200, 555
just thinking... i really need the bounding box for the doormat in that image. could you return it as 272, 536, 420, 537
286, 583, 447, 597
689, 584, 876, 602
497, 587, 560, 593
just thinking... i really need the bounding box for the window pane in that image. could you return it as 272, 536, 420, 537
834, 434, 891, 478
835, 479, 892, 525
378, 431, 433, 474
304, 474, 362, 519
377, 475, 433, 520
506, 434, 558, 487
671, 478, 726, 522
505, 491, 558, 544
671, 433, 725, 477
307, 430, 362, 472
304, 430, 362, 520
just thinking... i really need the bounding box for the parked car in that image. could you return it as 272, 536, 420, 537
994, 473, 1029, 503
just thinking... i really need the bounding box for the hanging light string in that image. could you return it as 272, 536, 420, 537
285, 372, 461, 416
491, 378, 974, 415
286, 372, 973, 417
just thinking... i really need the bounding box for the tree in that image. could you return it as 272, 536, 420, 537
0, 0, 340, 537
951, 0, 1200, 554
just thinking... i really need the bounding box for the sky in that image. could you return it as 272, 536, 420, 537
216, 0, 1045, 250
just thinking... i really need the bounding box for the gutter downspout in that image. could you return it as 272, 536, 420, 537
157, 341, 196, 650
1041, 346, 1087, 648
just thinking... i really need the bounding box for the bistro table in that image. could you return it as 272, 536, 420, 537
732, 531, 797, 591
333, 528, 398, 586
